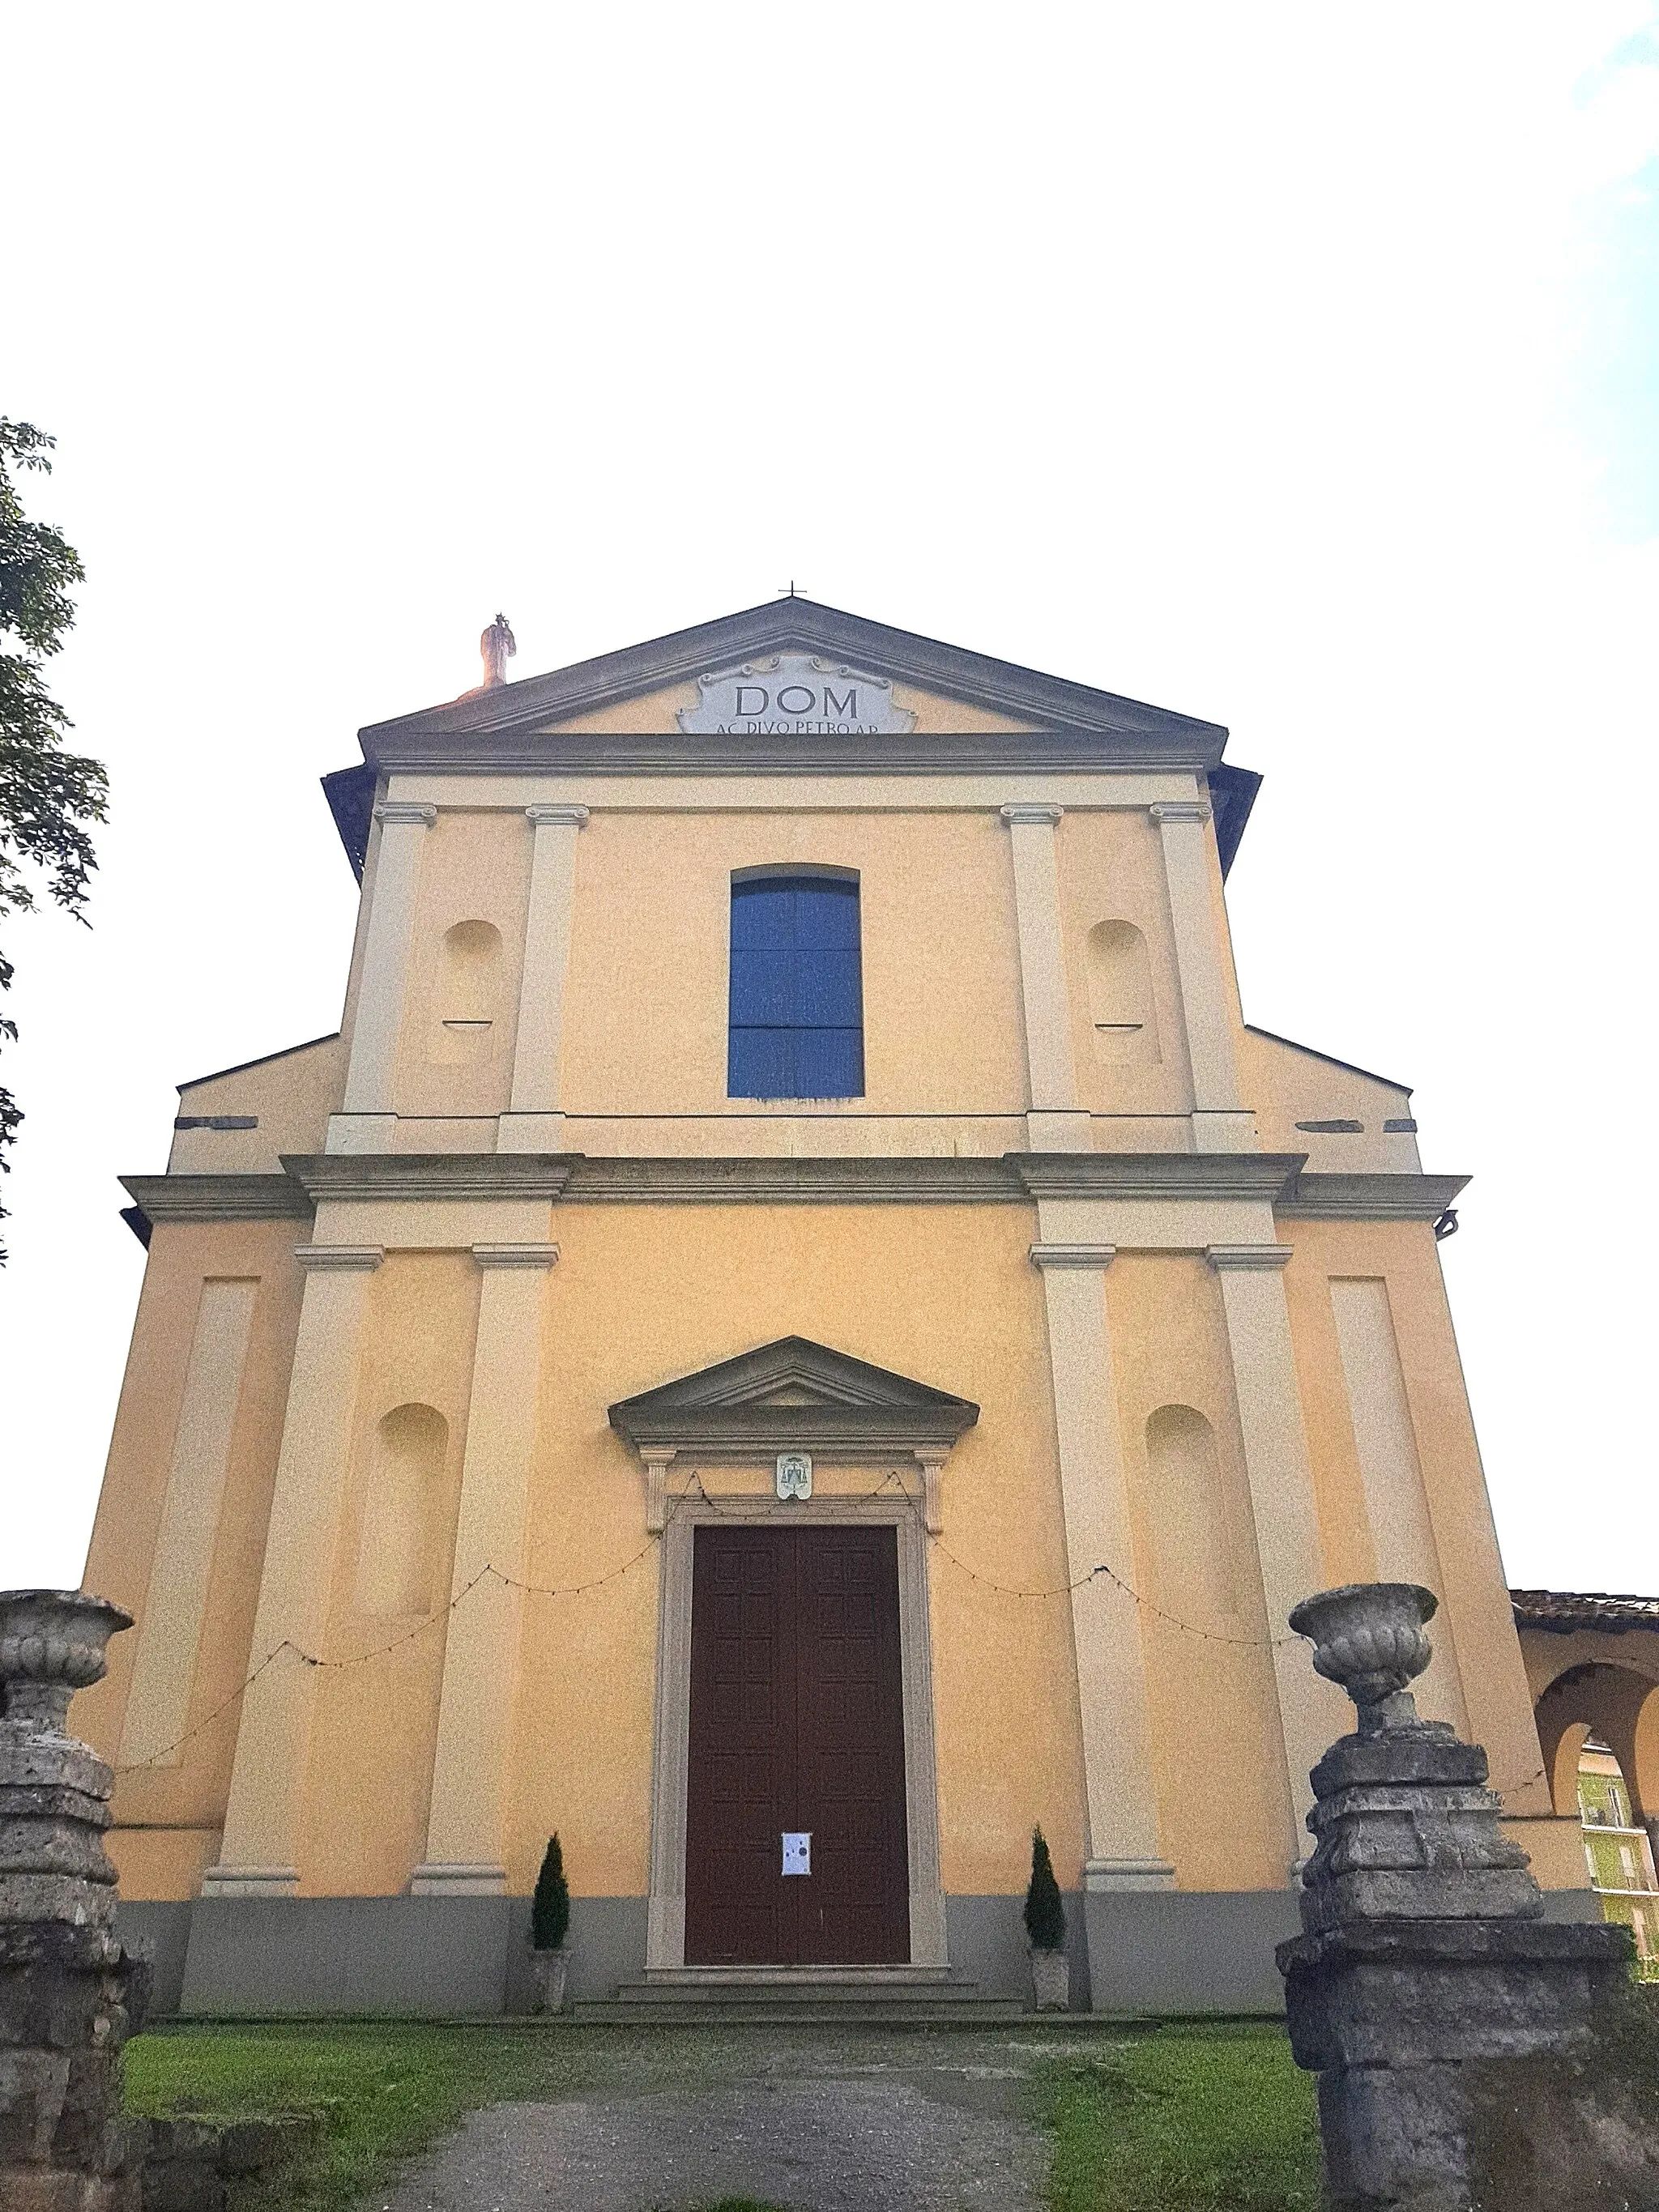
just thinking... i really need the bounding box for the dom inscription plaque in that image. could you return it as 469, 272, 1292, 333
679, 655, 915, 736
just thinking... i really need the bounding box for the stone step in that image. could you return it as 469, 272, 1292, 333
615, 1969, 975, 2001
571, 1997, 1032, 2026
576, 1967, 1030, 2025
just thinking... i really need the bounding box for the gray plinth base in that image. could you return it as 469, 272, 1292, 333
1086, 1888, 1303, 2014
1279, 1916, 1635, 2210
945, 1894, 1091, 2010
174, 1896, 648, 2017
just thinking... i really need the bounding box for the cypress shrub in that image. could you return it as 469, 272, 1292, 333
1023, 1826, 1066, 1953
531, 1833, 570, 1952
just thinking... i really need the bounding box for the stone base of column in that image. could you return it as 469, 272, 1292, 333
325, 1112, 398, 1153
1026, 1110, 1091, 1152
1280, 1919, 1636, 2210
496, 1111, 567, 1153
198, 1865, 298, 1898
1084, 1857, 1176, 1893
409, 1862, 508, 1896
1190, 1109, 1257, 1153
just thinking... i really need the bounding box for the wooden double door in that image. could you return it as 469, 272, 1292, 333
684, 1524, 911, 1966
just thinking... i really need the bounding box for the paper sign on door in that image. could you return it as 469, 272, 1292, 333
782, 1831, 811, 1877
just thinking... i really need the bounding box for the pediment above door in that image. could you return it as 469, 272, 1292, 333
608, 1336, 979, 1455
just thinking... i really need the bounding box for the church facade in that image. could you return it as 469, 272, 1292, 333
75, 600, 1586, 2014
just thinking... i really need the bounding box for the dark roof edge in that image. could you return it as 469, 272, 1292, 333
356, 598, 1232, 752
1244, 1025, 1414, 1096
1212, 764, 1260, 880
1512, 1589, 1659, 1634
179, 1034, 342, 1094
323, 762, 376, 881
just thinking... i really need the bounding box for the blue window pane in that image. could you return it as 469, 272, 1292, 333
727, 874, 864, 1098
731, 881, 794, 950
795, 882, 861, 948
728, 1025, 795, 1099
794, 1025, 864, 1098
795, 947, 861, 1028
730, 947, 795, 1026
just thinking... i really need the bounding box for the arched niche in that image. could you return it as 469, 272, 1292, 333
356, 1402, 447, 1618
430, 918, 503, 1064
1145, 1403, 1238, 1622
1087, 920, 1160, 1066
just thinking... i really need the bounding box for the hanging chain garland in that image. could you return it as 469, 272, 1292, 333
113, 1468, 1550, 1800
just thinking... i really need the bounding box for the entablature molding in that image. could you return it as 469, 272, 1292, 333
120, 1156, 1473, 1226
119, 1173, 313, 1225
1273, 1170, 1470, 1221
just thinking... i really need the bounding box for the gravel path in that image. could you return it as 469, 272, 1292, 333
376, 2062, 1047, 2211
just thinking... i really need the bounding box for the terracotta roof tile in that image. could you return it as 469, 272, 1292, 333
1511, 1589, 1659, 1634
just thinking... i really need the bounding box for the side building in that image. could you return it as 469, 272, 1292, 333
72, 599, 1588, 2016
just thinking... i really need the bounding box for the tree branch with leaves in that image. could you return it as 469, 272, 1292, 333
0, 419, 107, 1259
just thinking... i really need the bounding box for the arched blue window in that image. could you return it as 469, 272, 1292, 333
728, 873, 864, 1099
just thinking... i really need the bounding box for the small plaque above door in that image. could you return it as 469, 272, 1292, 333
776, 1451, 812, 1501
782, 1831, 812, 1877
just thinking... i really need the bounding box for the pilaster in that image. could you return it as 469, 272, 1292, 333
332, 800, 437, 1151
1149, 799, 1254, 1154
498, 803, 590, 1153
204, 1243, 384, 1894
1030, 1238, 1172, 1891
1207, 1242, 1342, 1863
1000, 803, 1089, 1152
413, 1239, 560, 1894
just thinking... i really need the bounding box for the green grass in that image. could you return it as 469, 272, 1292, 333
1037, 2025, 1320, 2212
123, 2018, 1320, 2212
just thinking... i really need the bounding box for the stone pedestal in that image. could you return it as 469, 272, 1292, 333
0, 1589, 147, 2212
1276, 1583, 1637, 2211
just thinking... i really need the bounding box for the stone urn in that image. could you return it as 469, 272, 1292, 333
0, 1586, 133, 1735
0, 1588, 144, 2212
1030, 1946, 1068, 2012
1286, 1580, 1436, 1735
529, 1947, 569, 2014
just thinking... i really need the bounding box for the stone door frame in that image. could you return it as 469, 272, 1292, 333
645, 1485, 949, 1971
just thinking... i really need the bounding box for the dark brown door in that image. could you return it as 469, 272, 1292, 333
684, 1524, 910, 1965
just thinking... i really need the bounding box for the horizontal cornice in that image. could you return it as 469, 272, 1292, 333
281, 1154, 578, 1202
1012, 1153, 1303, 1199
1273, 1171, 1469, 1221
362, 731, 1226, 778
120, 1155, 1473, 1223
120, 1173, 313, 1223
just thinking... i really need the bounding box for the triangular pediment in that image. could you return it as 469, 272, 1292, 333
355, 597, 1230, 769
608, 1335, 979, 1451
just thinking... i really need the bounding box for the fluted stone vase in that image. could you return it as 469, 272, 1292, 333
1277, 1582, 1636, 2212
0, 1588, 147, 2212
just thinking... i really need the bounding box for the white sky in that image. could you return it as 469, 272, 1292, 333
2, 3, 1656, 1596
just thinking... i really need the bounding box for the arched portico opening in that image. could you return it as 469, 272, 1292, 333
1532, 1661, 1659, 1971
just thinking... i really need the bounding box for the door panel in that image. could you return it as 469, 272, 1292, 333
684, 1524, 910, 1965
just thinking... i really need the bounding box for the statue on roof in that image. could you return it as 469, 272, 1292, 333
480, 612, 517, 689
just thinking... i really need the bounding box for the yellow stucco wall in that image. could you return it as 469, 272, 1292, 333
79, 623, 1560, 1939
80, 1221, 308, 1896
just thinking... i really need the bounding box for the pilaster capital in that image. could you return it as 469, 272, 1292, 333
999, 802, 1064, 827
471, 1242, 561, 1269
526, 803, 591, 829
1030, 1242, 1117, 1271
373, 801, 437, 829
1149, 800, 1212, 825
295, 1243, 384, 1272
1206, 1243, 1294, 1272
